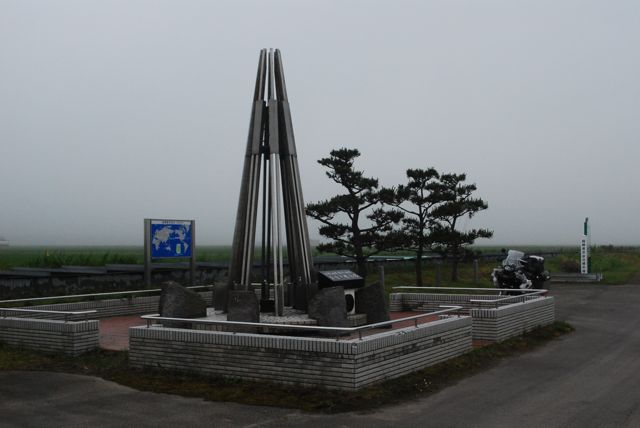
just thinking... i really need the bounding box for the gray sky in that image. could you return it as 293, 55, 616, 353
1, 0, 638, 246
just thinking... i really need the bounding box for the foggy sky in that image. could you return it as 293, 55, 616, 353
1, 0, 639, 246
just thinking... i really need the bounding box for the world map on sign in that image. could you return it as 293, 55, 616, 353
150, 222, 192, 258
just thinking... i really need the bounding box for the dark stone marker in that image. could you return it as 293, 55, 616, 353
260, 299, 275, 313
158, 281, 207, 328
294, 281, 318, 312
227, 290, 260, 323
308, 286, 348, 327
355, 281, 390, 324
213, 284, 228, 312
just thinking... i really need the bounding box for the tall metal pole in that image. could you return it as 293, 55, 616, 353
190, 220, 196, 287
227, 48, 316, 313
260, 139, 268, 300
144, 219, 151, 287
273, 49, 315, 309
228, 49, 267, 295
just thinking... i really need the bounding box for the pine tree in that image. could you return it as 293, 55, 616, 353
388, 167, 441, 286
306, 148, 404, 277
429, 173, 493, 281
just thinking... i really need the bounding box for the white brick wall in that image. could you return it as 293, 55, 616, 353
0, 317, 99, 356
471, 297, 555, 342
129, 316, 473, 390
390, 293, 555, 343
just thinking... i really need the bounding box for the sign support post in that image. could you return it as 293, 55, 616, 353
190, 220, 196, 287
144, 218, 152, 287
580, 217, 591, 275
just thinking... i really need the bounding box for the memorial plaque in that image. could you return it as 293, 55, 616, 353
318, 270, 364, 289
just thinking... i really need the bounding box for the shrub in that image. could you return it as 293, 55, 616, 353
559, 257, 581, 273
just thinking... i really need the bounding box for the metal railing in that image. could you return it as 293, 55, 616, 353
469, 290, 548, 308
0, 307, 97, 322
0, 285, 214, 306
392, 286, 544, 293
140, 305, 462, 340
392, 286, 549, 309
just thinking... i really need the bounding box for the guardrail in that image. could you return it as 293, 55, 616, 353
140, 305, 462, 340
550, 272, 603, 282
1, 251, 564, 278
0, 285, 214, 306
392, 286, 544, 294
0, 307, 97, 322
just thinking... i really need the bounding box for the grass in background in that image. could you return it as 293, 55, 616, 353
379, 247, 640, 288
0, 246, 236, 270
545, 248, 640, 284
369, 258, 497, 294
2, 245, 639, 285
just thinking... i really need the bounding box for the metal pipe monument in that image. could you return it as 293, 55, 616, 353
227, 49, 315, 316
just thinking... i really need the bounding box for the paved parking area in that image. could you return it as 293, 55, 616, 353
3, 282, 640, 427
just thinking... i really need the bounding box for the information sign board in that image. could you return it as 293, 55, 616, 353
144, 219, 196, 287
150, 220, 193, 258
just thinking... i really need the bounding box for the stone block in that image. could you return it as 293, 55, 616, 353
159, 281, 207, 328
355, 281, 390, 324
227, 290, 259, 323
291, 281, 318, 312
308, 286, 348, 327
213, 284, 228, 312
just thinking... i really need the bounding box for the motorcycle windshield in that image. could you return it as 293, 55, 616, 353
503, 250, 525, 268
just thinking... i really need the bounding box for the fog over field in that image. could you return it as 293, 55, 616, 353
1, 0, 638, 246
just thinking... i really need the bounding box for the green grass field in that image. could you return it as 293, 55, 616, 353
544, 248, 640, 284
0, 246, 235, 270
1, 245, 639, 286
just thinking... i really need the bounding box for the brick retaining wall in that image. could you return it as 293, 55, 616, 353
129, 316, 472, 390
471, 297, 555, 342
0, 317, 99, 356
390, 293, 555, 342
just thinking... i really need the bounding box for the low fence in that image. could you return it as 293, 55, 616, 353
391, 292, 498, 312
0, 309, 99, 356
550, 272, 603, 283
472, 297, 556, 342
390, 287, 555, 343
0, 251, 563, 300
0, 265, 225, 300
130, 307, 472, 390
0, 287, 212, 356
0, 286, 213, 321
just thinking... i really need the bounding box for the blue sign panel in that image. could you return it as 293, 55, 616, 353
150, 221, 193, 258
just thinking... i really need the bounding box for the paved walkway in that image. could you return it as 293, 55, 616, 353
99, 316, 146, 351
4, 283, 640, 427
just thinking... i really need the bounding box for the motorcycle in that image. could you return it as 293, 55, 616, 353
491, 249, 550, 291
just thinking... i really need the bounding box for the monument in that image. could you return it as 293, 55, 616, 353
227, 49, 315, 316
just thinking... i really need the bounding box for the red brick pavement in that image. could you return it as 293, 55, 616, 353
99, 315, 146, 351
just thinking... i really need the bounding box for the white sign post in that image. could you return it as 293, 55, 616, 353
580, 236, 589, 274
580, 217, 590, 275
